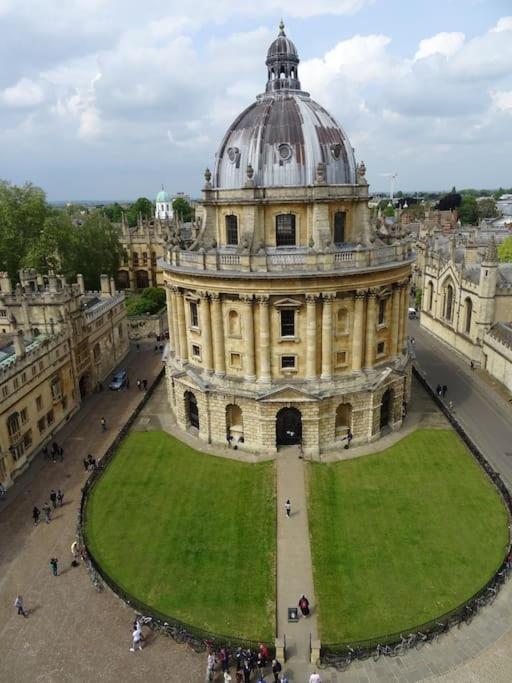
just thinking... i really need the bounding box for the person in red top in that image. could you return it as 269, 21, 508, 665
298, 594, 310, 616
258, 642, 270, 664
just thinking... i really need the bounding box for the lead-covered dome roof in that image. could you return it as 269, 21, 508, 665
213, 22, 357, 190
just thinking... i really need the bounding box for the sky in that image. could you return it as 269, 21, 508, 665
0, 0, 511, 201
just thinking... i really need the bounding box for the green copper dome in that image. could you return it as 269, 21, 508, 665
156, 189, 171, 202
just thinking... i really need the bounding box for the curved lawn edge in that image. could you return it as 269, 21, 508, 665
83, 430, 276, 643
308, 428, 510, 645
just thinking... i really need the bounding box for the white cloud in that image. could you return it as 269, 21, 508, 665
490, 16, 512, 33
414, 32, 465, 60
2, 78, 44, 107
491, 90, 512, 112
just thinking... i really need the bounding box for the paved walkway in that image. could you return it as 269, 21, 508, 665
0, 342, 202, 683
276, 447, 318, 671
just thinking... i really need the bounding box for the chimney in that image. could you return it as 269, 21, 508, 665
13, 329, 26, 358
76, 273, 85, 294
109, 277, 116, 296
100, 274, 110, 296
48, 271, 57, 293
0, 272, 12, 294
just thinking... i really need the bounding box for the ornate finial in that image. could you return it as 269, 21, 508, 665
204, 168, 212, 189
484, 234, 498, 263
279, 19, 285, 35
246, 164, 254, 180
357, 160, 366, 178
315, 162, 327, 185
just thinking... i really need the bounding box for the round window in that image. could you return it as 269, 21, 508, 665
330, 143, 342, 160
227, 147, 239, 163
278, 143, 292, 161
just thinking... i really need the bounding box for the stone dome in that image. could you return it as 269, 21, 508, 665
156, 189, 171, 203
213, 23, 357, 190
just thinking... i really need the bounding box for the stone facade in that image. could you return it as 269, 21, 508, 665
420, 236, 512, 365
128, 308, 167, 340
161, 26, 413, 458
482, 323, 512, 392
0, 333, 78, 486
117, 214, 169, 290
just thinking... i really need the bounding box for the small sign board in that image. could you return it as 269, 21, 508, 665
288, 607, 299, 622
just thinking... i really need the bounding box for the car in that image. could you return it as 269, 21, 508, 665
109, 370, 127, 391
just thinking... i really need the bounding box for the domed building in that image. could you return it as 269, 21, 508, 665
162, 23, 413, 456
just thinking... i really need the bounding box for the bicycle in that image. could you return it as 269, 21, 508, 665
372, 643, 395, 661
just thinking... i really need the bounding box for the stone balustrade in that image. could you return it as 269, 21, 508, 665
161, 242, 414, 277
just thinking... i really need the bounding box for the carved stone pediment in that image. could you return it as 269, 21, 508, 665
258, 384, 319, 403
273, 297, 302, 309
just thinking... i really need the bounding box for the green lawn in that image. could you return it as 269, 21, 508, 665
85, 431, 275, 641
308, 429, 509, 644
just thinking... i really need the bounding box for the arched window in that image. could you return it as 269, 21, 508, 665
333, 211, 346, 244
464, 298, 472, 334
276, 214, 296, 247
93, 343, 101, 362
427, 281, 434, 311
7, 412, 20, 439
444, 284, 454, 321
228, 310, 240, 336
336, 308, 348, 335
378, 299, 387, 325
226, 404, 244, 445
226, 215, 238, 245
335, 403, 352, 436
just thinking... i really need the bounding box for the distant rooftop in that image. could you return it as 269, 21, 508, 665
0, 334, 48, 369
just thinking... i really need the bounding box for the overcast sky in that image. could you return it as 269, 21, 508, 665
0, 0, 511, 201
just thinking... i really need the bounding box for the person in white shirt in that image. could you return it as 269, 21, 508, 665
309, 672, 322, 683
130, 627, 143, 652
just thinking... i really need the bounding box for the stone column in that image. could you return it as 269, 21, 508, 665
397, 283, 406, 352
391, 284, 400, 355
320, 293, 335, 380
176, 289, 188, 363
210, 293, 225, 376
352, 290, 366, 371
241, 294, 256, 381
306, 293, 318, 380
399, 282, 409, 352
257, 295, 271, 382
165, 287, 175, 354
199, 291, 213, 373
364, 289, 378, 368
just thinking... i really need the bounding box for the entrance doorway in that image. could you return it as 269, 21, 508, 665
380, 389, 392, 430
276, 407, 302, 446
185, 391, 199, 429
79, 373, 90, 399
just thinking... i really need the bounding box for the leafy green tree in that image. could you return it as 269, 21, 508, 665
172, 197, 194, 222
477, 198, 498, 219
126, 294, 162, 316
438, 192, 462, 211
103, 203, 124, 222
0, 180, 47, 280
141, 287, 166, 309
73, 211, 123, 290
498, 236, 512, 263
458, 196, 478, 225
383, 205, 395, 217
23, 210, 76, 277
127, 197, 153, 226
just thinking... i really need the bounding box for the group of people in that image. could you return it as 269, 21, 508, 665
436, 384, 448, 398
205, 643, 286, 683
136, 378, 148, 391
42, 441, 64, 463
83, 453, 97, 471
32, 489, 64, 525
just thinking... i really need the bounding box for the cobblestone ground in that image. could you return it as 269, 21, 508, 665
0, 342, 203, 683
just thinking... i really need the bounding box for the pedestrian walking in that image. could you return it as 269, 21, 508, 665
142, 379, 147, 391
42, 502, 51, 524
42, 445, 49, 460
136, 343, 140, 352
130, 626, 144, 652
235, 647, 243, 672
470, 360, 475, 370
87, 454, 96, 470
57, 489, 64, 507
136, 379, 141, 391
100, 417, 107, 432
49, 557, 59, 576
344, 428, 353, 450
242, 659, 252, 683
50, 489, 57, 509
271, 659, 282, 683
83, 457, 89, 471
309, 672, 322, 683
442, 384, 448, 397
52, 441, 59, 462
285, 499, 291, 518
436, 384, 442, 396
219, 647, 229, 673
14, 595, 27, 617
32, 506, 40, 525
299, 594, 310, 616
259, 642, 270, 664
59, 446, 64, 462
71, 540, 80, 566
126, 376, 130, 389
207, 652, 217, 681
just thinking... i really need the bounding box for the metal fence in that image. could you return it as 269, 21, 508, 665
77, 367, 274, 655
320, 364, 512, 661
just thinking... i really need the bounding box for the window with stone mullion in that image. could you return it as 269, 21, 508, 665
280, 309, 295, 337
226, 215, 238, 245
276, 214, 296, 247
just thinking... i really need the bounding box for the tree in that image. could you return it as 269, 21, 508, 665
172, 197, 194, 222
437, 192, 462, 211
73, 211, 123, 290
126, 293, 162, 316
383, 205, 395, 217
0, 180, 47, 280
103, 203, 124, 223
498, 236, 512, 263
477, 198, 498, 220
127, 197, 153, 226
141, 287, 166, 309
23, 210, 76, 278
458, 196, 478, 225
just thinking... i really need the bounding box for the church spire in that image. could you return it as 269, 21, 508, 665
265, 21, 301, 93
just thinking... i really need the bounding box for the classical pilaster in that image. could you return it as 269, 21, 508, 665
399, 281, 409, 352
199, 291, 213, 373
240, 294, 256, 381
391, 284, 400, 355
306, 293, 318, 380
165, 287, 175, 354
352, 290, 366, 371
364, 289, 378, 368
257, 295, 271, 382
176, 288, 188, 363
320, 292, 336, 380
210, 293, 225, 376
